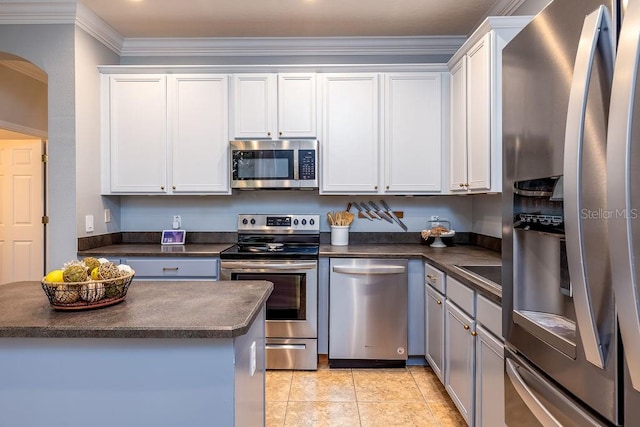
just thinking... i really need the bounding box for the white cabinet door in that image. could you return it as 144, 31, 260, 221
320, 73, 379, 193
384, 73, 443, 193
278, 73, 316, 138
475, 325, 505, 427
445, 300, 475, 426
108, 75, 167, 193
232, 74, 277, 139
425, 284, 445, 383
168, 75, 230, 194
449, 57, 468, 192
466, 33, 492, 191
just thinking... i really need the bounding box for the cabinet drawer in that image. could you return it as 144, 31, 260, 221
126, 258, 218, 279
425, 263, 445, 294
447, 276, 475, 316
476, 294, 502, 338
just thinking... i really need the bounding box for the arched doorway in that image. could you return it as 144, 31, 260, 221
0, 53, 47, 284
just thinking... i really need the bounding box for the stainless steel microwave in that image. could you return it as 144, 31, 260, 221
230, 140, 318, 190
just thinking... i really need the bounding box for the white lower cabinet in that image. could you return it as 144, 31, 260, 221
424, 262, 504, 427
475, 324, 505, 427
445, 299, 475, 426
124, 257, 219, 280
425, 283, 445, 382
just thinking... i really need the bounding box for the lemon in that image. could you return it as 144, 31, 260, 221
91, 267, 100, 280
44, 269, 64, 283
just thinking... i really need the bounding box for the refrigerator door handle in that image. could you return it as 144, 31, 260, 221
506, 359, 563, 427
607, 0, 640, 391
563, 5, 614, 369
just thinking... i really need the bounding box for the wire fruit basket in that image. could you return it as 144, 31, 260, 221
41, 270, 135, 311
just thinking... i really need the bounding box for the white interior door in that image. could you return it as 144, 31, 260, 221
0, 138, 44, 284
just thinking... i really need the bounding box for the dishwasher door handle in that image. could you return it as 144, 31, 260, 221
332, 265, 407, 275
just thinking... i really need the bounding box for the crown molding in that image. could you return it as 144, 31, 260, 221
119, 35, 466, 58
75, 2, 123, 54
0, 1, 76, 24
486, 0, 528, 17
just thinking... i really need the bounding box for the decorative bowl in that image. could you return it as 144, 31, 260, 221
41, 270, 135, 311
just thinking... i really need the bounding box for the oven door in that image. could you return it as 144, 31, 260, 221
219, 259, 317, 338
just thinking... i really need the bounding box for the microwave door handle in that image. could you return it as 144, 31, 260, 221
563, 5, 613, 369
607, 0, 640, 391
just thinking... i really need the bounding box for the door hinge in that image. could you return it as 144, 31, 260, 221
41, 154, 48, 163
42, 215, 49, 224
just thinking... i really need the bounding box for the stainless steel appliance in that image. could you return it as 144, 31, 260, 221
328, 258, 408, 368
220, 214, 319, 370
230, 140, 318, 189
503, 0, 640, 425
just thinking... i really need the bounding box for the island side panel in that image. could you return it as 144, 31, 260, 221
0, 337, 237, 426
234, 306, 266, 426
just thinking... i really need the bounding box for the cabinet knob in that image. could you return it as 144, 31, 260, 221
463, 324, 470, 330
459, 183, 465, 188
375, 186, 378, 190
471, 331, 477, 336
267, 132, 271, 137
161, 186, 165, 190
427, 274, 436, 281
172, 185, 176, 190
279, 131, 283, 136
436, 300, 442, 305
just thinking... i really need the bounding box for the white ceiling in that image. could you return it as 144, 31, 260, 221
79, 0, 524, 38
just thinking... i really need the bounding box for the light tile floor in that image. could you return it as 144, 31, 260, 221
266, 360, 466, 426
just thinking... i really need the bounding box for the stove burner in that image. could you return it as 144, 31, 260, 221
220, 214, 320, 260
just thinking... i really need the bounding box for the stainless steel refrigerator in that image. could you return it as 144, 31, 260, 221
503, 0, 640, 425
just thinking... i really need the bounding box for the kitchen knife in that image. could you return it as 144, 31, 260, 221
380, 200, 408, 231
369, 201, 393, 223
353, 202, 373, 221
359, 202, 382, 220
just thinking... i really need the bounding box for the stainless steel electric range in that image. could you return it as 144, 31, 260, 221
220, 214, 319, 370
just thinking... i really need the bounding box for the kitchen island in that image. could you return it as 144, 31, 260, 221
0, 280, 272, 427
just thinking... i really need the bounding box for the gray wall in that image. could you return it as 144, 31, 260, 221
514, 0, 552, 15
0, 24, 76, 270
74, 27, 120, 238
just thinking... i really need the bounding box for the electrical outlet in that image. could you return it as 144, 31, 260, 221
172, 215, 181, 230
430, 215, 440, 221
250, 341, 257, 376
104, 208, 111, 223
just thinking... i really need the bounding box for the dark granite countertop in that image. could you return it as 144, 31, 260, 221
0, 280, 272, 339
78, 243, 232, 257
77, 242, 501, 300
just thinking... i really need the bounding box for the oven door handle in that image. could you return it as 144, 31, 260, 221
220, 261, 317, 271
266, 344, 306, 350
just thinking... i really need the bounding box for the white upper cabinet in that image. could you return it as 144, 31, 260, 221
105, 74, 168, 194
232, 73, 316, 139
169, 75, 230, 194
320, 71, 446, 195
448, 16, 532, 193
102, 73, 230, 195
384, 73, 444, 193
320, 73, 379, 193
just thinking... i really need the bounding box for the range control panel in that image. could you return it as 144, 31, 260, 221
237, 214, 320, 232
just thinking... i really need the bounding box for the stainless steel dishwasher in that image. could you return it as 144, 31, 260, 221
329, 258, 408, 368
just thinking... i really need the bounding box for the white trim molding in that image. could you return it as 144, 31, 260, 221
119, 36, 467, 58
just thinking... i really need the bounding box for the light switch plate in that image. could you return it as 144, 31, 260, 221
85, 215, 94, 232
104, 209, 111, 223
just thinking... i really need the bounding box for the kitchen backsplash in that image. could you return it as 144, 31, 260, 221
118, 191, 484, 234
